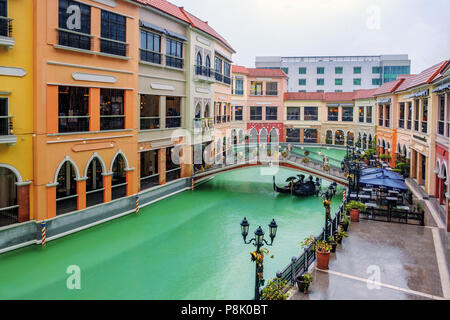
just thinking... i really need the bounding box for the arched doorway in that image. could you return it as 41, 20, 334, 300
362, 133, 367, 149
259, 128, 268, 144
111, 154, 127, 200
335, 130, 344, 145
347, 131, 354, 146
249, 128, 258, 145
0, 167, 18, 226
86, 157, 104, 207
195, 103, 201, 119
269, 128, 279, 143
56, 161, 78, 215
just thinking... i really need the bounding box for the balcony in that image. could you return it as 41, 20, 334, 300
58, 28, 92, 51
265, 90, 278, 96
100, 37, 128, 57
0, 17, 14, 48
250, 90, 263, 96
166, 55, 183, 69
140, 48, 162, 65
194, 65, 215, 83
328, 115, 338, 121
0, 116, 17, 145
233, 89, 244, 96
193, 118, 214, 134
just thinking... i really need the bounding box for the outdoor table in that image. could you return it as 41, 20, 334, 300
358, 194, 371, 202
362, 188, 373, 192
388, 190, 399, 195
365, 202, 378, 219
396, 205, 410, 211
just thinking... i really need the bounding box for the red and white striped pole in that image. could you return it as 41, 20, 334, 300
41, 221, 46, 247
191, 178, 194, 190
343, 189, 347, 202
135, 194, 139, 215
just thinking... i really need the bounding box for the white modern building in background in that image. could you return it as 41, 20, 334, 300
255, 54, 411, 92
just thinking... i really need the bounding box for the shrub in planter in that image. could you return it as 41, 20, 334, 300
327, 236, 337, 253
345, 201, 366, 222
339, 213, 351, 231
334, 228, 349, 244
301, 235, 332, 270
261, 277, 290, 300
302, 157, 310, 164
296, 273, 314, 294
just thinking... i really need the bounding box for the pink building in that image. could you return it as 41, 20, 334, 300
244, 68, 287, 143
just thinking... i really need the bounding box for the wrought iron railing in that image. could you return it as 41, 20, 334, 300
0, 116, 13, 136
261, 202, 346, 299
57, 28, 93, 51
140, 48, 162, 64
0, 16, 13, 38
100, 38, 128, 57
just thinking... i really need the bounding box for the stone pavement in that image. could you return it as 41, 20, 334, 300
290, 219, 450, 300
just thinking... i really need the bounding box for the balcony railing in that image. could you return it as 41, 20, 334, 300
342, 116, 353, 122
166, 55, 183, 69
100, 37, 128, 57
328, 115, 338, 121
195, 65, 214, 78
193, 118, 214, 133
250, 90, 263, 96
223, 76, 231, 85
0, 116, 13, 136
0, 16, 13, 38
140, 48, 162, 64
215, 72, 223, 82
233, 89, 244, 95
265, 90, 278, 96
58, 28, 93, 51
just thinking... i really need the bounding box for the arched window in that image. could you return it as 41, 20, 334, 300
0, 167, 18, 226
238, 130, 244, 144
362, 133, 367, 149
259, 128, 268, 144
249, 128, 258, 145
195, 52, 202, 75
335, 130, 345, 145
269, 128, 279, 143
205, 55, 211, 76
204, 104, 210, 118
86, 158, 104, 207
111, 154, 127, 200
195, 103, 201, 119
56, 161, 78, 215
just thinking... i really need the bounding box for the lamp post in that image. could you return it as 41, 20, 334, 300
320, 188, 333, 241
240, 217, 278, 300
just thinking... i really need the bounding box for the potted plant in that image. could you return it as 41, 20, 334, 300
281, 149, 288, 159
334, 228, 349, 244
261, 277, 290, 300
302, 157, 310, 164
296, 273, 314, 294
340, 213, 351, 231
345, 200, 366, 222
327, 235, 337, 252
301, 235, 332, 270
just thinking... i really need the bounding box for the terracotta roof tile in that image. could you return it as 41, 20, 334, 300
134, 0, 235, 53
246, 68, 287, 78
284, 92, 325, 101
232, 65, 249, 74
324, 92, 356, 102
373, 79, 404, 96
354, 89, 377, 100
395, 60, 449, 92
134, 0, 189, 23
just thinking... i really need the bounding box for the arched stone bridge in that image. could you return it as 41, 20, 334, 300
192, 152, 348, 186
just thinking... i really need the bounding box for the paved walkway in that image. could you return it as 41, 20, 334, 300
290, 219, 450, 300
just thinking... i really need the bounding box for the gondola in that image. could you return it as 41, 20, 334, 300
273, 175, 321, 197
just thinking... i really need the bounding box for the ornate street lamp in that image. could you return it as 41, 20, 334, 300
240, 217, 278, 300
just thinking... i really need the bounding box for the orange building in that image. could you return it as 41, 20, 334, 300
33, 0, 139, 220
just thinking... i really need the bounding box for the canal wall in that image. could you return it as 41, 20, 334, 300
0, 178, 191, 254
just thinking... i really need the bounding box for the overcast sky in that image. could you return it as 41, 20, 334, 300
171, 0, 449, 73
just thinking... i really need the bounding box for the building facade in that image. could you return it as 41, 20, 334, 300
255, 55, 411, 93
0, 0, 33, 226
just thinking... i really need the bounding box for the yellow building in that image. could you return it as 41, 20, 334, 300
0, 0, 33, 225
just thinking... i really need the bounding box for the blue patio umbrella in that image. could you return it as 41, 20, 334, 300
360, 168, 404, 181
359, 172, 408, 192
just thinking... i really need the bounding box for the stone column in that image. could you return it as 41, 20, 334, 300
158, 148, 166, 185
103, 174, 112, 203
181, 145, 193, 178
417, 153, 423, 185
76, 179, 86, 211
46, 185, 57, 219
299, 128, 304, 143
410, 150, 417, 178
16, 183, 30, 223
126, 170, 135, 196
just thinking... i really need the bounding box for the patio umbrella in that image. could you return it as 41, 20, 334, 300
360, 168, 404, 181
359, 172, 408, 192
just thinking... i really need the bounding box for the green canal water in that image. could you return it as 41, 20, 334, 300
0, 166, 343, 300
